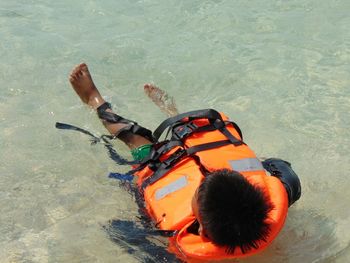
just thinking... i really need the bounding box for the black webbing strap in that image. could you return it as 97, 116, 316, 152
171, 122, 225, 141
56, 122, 101, 141
117, 124, 155, 143
55, 122, 139, 165
97, 101, 112, 115
211, 119, 243, 146
186, 140, 232, 155
134, 140, 182, 165
219, 126, 243, 146
141, 140, 234, 189
225, 121, 243, 140
126, 140, 184, 177
149, 140, 184, 161
154, 109, 244, 147
98, 110, 155, 143
153, 109, 223, 141
98, 111, 133, 124
141, 148, 187, 189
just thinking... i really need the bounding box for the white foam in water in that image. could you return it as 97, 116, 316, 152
1, 0, 350, 262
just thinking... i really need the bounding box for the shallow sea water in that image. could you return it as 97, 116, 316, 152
1, 0, 350, 262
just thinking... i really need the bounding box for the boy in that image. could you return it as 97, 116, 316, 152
68, 63, 301, 261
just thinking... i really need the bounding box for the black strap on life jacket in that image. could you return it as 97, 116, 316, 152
153, 108, 243, 145
140, 139, 233, 189
139, 109, 245, 190
262, 158, 301, 206
153, 109, 222, 139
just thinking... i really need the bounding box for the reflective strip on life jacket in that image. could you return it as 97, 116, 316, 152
229, 158, 264, 172
154, 158, 265, 202
155, 176, 188, 200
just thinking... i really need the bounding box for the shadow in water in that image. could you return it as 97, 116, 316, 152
103, 219, 179, 263
102, 179, 180, 262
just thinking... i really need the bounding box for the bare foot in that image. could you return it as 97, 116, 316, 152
144, 84, 179, 117
69, 63, 105, 109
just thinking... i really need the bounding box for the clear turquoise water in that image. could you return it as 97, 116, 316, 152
1, 0, 350, 262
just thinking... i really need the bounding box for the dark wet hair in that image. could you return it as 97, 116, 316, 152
197, 169, 273, 254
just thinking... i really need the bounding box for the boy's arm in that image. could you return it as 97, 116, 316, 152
69, 63, 152, 150
262, 158, 301, 206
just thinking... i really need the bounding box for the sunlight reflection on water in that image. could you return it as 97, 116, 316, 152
0, 0, 349, 262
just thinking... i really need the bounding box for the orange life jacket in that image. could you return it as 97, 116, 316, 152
134, 109, 289, 261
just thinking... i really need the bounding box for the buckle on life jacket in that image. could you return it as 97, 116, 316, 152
163, 148, 187, 168
172, 122, 198, 140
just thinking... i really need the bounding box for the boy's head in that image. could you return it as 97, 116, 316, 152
191, 169, 273, 253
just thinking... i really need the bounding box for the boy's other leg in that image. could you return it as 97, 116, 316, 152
144, 84, 179, 117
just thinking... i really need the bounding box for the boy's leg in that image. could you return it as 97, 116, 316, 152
144, 84, 179, 117
69, 63, 152, 150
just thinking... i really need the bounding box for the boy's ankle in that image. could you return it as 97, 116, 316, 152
88, 95, 105, 109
